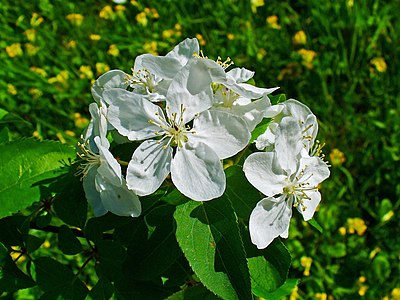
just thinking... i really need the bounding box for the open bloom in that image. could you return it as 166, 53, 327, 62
106, 69, 251, 200
243, 150, 329, 249
77, 137, 141, 217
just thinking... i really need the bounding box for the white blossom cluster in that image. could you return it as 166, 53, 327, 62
78, 38, 330, 249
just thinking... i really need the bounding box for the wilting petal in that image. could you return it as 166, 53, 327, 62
249, 195, 292, 249
106, 89, 165, 140
243, 152, 287, 197
96, 176, 141, 217
171, 142, 225, 201
190, 110, 250, 159
126, 139, 172, 196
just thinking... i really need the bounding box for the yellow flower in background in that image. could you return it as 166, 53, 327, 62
107, 44, 120, 56
196, 34, 206, 46
358, 276, 367, 283
25, 43, 40, 56
115, 5, 126, 14
162, 29, 174, 39
48, 70, 69, 85
293, 30, 307, 45
130, 0, 139, 7
338, 226, 346, 235
391, 288, 400, 300
298, 48, 317, 69
143, 41, 158, 55
66, 13, 84, 26
370, 57, 387, 73
89, 34, 101, 41
79, 65, 94, 79
347, 0, 354, 8
65, 40, 77, 49
95, 62, 110, 76
74, 113, 89, 129
65, 130, 76, 137
257, 48, 267, 61
5, 43, 23, 58
300, 256, 312, 276
266, 15, 281, 29
144, 7, 159, 18
369, 246, 381, 259
30, 13, 44, 27
347, 218, 367, 236
227, 33, 235, 40
99, 5, 114, 19
175, 23, 182, 31
30, 66, 47, 77
28, 88, 43, 99
358, 285, 368, 297
24, 29, 36, 42
136, 11, 148, 26
251, 0, 265, 13
33, 130, 42, 139
7, 84, 17, 95
329, 148, 346, 166
56, 132, 66, 144
315, 293, 327, 300
289, 286, 300, 300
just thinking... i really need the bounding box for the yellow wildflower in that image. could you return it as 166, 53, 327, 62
33, 130, 42, 139
24, 29, 36, 42
48, 70, 69, 85
143, 41, 158, 55
370, 57, 387, 73
65, 40, 77, 49
107, 44, 120, 56
31, 13, 44, 27
369, 247, 381, 259
56, 132, 66, 144
227, 33, 235, 40
66, 13, 84, 26
289, 286, 300, 300
30, 66, 47, 77
79, 65, 94, 79
298, 48, 317, 69
347, 0, 354, 8
358, 276, 367, 283
196, 34, 206, 46
65, 130, 76, 137
293, 30, 307, 45
251, 0, 265, 13
7, 84, 17, 95
28, 88, 43, 99
10, 246, 26, 263
99, 5, 114, 19
42, 240, 51, 248
136, 12, 148, 26
115, 5, 126, 14
266, 15, 281, 30
391, 288, 400, 300
347, 218, 367, 236
382, 210, 394, 222
150, 8, 159, 18
358, 285, 368, 297
175, 23, 182, 31
257, 48, 267, 61
130, 0, 139, 7
74, 113, 89, 129
329, 148, 346, 166
300, 256, 312, 276
338, 226, 346, 235
315, 293, 328, 300
162, 29, 175, 39
25, 43, 40, 56
89, 34, 101, 41
95, 62, 110, 76
5, 43, 23, 58
277, 62, 301, 81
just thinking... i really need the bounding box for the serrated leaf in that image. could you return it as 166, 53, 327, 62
174, 199, 252, 300
58, 225, 82, 255
0, 138, 75, 218
0, 242, 35, 293
33, 257, 88, 299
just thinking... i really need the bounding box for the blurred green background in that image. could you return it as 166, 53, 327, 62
1, 0, 399, 299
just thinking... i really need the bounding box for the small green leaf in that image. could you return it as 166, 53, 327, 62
0, 242, 35, 293
372, 253, 391, 284
34, 209, 52, 228
0, 138, 75, 219
263, 278, 299, 299
167, 285, 220, 300
33, 257, 88, 299
175, 199, 252, 300
58, 225, 82, 255
26, 235, 44, 254
0, 127, 10, 143
0, 216, 29, 247
88, 279, 114, 300
308, 218, 323, 233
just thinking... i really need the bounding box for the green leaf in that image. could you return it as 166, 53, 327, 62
88, 279, 114, 300
372, 253, 391, 284
26, 234, 44, 254
0, 242, 35, 293
308, 218, 323, 233
0, 108, 8, 120
250, 118, 271, 143
33, 257, 88, 299
52, 168, 88, 228
0, 127, 10, 143
167, 285, 220, 300
263, 279, 299, 299
85, 213, 132, 244
58, 225, 83, 255
0, 216, 29, 247
0, 138, 75, 219
96, 240, 127, 282
120, 205, 183, 281
174, 199, 252, 300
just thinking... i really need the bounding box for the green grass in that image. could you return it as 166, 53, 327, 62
1, 0, 399, 299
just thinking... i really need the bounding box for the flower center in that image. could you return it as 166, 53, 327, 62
75, 139, 101, 179
126, 68, 159, 93
214, 86, 240, 108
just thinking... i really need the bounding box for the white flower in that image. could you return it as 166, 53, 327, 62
84, 101, 109, 152
106, 75, 250, 201
91, 69, 128, 103
77, 136, 141, 217
243, 150, 330, 249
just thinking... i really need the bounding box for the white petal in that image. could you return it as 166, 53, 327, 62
227, 67, 254, 83
105, 89, 165, 140
229, 83, 279, 99
171, 143, 225, 201
97, 176, 142, 217
297, 190, 321, 221
126, 139, 172, 196
230, 97, 270, 131
165, 38, 200, 66
91, 69, 128, 103
298, 156, 330, 187
83, 168, 107, 217
96, 137, 122, 186
167, 59, 214, 122
283, 99, 312, 120
254, 123, 277, 151
139, 54, 182, 79
189, 110, 250, 159
274, 117, 303, 175
249, 195, 292, 249
264, 103, 284, 118
243, 152, 287, 197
